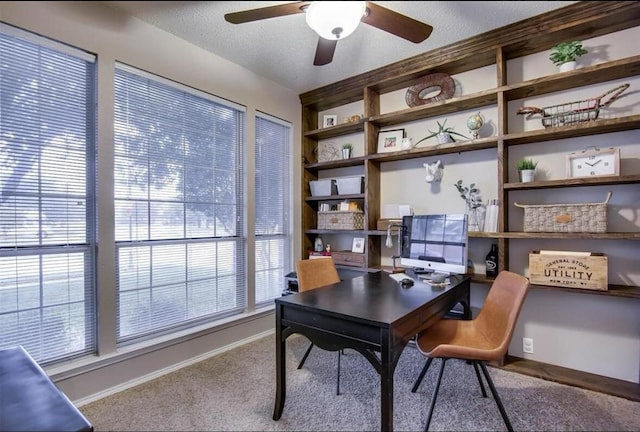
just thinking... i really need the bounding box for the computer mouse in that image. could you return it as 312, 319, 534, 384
400, 278, 414, 288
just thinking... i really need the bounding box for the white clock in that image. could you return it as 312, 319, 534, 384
566, 147, 620, 178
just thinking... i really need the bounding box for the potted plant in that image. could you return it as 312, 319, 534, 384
549, 41, 588, 72
516, 158, 538, 182
414, 119, 469, 146
342, 143, 353, 159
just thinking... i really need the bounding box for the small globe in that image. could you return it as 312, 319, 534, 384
467, 112, 484, 132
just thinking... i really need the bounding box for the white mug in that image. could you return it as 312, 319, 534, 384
401, 138, 413, 149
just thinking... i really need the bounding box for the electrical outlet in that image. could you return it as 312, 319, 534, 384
523, 337, 534, 354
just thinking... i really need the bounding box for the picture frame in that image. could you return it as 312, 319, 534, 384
377, 129, 405, 153
323, 115, 337, 128
351, 237, 365, 254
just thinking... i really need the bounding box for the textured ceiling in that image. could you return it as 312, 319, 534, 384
104, 1, 578, 94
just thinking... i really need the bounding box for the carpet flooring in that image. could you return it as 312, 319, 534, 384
80, 334, 640, 431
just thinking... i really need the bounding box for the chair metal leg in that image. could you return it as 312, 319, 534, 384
297, 342, 314, 369
336, 350, 342, 395
411, 357, 434, 393
479, 361, 514, 432
424, 358, 447, 432
472, 360, 487, 397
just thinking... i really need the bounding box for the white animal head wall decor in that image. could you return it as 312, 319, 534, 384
424, 160, 443, 183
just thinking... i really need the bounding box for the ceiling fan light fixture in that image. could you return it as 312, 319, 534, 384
305, 1, 366, 40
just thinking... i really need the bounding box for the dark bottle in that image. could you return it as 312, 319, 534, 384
485, 244, 498, 277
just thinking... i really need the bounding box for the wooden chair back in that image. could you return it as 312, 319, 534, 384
473, 270, 530, 360
296, 258, 341, 292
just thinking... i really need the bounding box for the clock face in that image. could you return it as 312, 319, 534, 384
567, 148, 620, 178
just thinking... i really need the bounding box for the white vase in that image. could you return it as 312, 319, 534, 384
437, 133, 453, 144
559, 61, 577, 72
519, 169, 535, 183
342, 148, 351, 159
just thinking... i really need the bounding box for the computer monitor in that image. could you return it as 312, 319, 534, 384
400, 213, 469, 275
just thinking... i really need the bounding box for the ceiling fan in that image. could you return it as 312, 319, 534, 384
224, 1, 433, 66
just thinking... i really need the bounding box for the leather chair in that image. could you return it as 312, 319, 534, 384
295, 258, 343, 395
411, 270, 530, 432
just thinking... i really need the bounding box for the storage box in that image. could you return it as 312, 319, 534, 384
514, 191, 611, 233
318, 210, 364, 230
309, 179, 337, 197
336, 176, 364, 195
528, 251, 608, 290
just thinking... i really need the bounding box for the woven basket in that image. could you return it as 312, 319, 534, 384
514, 192, 611, 233
318, 211, 364, 230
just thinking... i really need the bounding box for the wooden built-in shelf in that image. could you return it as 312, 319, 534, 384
471, 275, 640, 299
299, 1, 640, 401
469, 231, 640, 240
504, 174, 640, 190
503, 115, 640, 146
305, 156, 366, 170
305, 193, 365, 202
304, 120, 364, 140
502, 56, 640, 100
369, 90, 498, 128
304, 115, 640, 169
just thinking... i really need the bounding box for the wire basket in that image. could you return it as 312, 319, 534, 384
516, 84, 629, 128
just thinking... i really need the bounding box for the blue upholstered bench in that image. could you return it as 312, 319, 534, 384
0, 345, 93, 432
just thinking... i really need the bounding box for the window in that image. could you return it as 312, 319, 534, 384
114, 64, 246, 343
0, 24, 97, 364
254, 113, 291, 303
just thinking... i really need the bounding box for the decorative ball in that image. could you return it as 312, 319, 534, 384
467, 112, 484, 132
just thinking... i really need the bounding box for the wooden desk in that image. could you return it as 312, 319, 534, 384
272, 272, 471, 432
0, 346, 93, 432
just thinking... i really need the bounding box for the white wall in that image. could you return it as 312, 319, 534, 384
0, 0, 301, 402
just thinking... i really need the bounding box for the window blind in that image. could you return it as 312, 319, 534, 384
0, 24, 97, 364
114, 64, 246, 343
254, 113, 291, 303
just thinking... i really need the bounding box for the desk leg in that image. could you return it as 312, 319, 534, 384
272, 303, 286, 421
380, 329, 393, 432
461, 278, 472, 320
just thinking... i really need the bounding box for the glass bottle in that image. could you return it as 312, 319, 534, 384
314, 236, 324, 253
485, 243, 498, 277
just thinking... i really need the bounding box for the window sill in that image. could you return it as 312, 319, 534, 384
47, 304, 276, 381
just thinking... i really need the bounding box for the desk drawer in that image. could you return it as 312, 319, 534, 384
332, 251, 365, 268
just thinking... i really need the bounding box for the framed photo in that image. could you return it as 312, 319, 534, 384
317, 141, 341, 162
351, 237, 365, 254
323, 115, 337, 128
377, 129, 405, 153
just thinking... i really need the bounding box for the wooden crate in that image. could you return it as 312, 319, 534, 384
528, 251, 608, 290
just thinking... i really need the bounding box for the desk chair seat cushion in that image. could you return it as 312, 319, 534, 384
416, 270, 529, 362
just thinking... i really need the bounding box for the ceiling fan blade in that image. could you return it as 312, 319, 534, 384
314, 38, 337, 66
361, 1, 433, 43
224, 1, 310, 24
